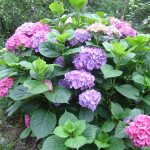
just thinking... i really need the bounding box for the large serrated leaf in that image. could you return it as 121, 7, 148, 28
31, 109, 56, 139
42, 135, 67, 150
101, 64, 122, 78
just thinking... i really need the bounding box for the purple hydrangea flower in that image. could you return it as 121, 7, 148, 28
73, 46, 107, 71
53, 56, 65, 67
79, 89, 101, 111
64, 70, 95, 90
123, 117, 131, 124
58, 79, 69, 88
30, 31, 48, 52
69, 29, 91, 46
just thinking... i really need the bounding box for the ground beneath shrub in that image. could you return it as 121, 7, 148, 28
0, 109, 37, 150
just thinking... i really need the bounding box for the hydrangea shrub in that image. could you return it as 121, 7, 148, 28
0, 1, 150, 150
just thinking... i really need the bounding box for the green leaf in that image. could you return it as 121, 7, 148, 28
24, 80, 49, 95
64, 121, 75, 133
42, 135, 67, 150
63, 48, 80, 55
143, 95, 150, 105
59, 111, 78, 126
115, 84, 139, 99
30, 58, 54, 80
9, 85, 33, 101
3, 52, 19, 66
107, 137, 125, 150
0, 68, 17, 79
83, 124, 98, 144
130, 108, 142, 120
94, 140, 109, 149
79, 108, 94, 123
111, 102, 123, 119
45, 86, 71, 104
19, 61, 32, 69
74, 120, 86, 136
132, 73, 145, 85
53, 126, 69, 138
65, 136, 86, 149
101, 64, 123, 78
102, 120, 115, 132
6, 101, 23, 116
39, 41, 61, 58
115, 121, 126, 138
97, 131, 109, 143
20, 128, 31, 139
112, 42, 127, 55
31, 109, 56, 139
49, 2, 64, 16
120, 52, 136, 65
56, 33, 69, 44
69, 0, 87, 11
102, 42, 113, 52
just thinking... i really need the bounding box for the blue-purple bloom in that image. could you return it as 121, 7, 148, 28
64, 70, 95, 90
30, 31, 48, 52
69, 29, 91, 46
54, 56, 65, 67
123, 117, 131, 124
73, 46, 107, 71
79, 89, 101, 111
58, 79, 69, 88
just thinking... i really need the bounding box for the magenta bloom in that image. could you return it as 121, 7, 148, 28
79, 89, 101, 111
30, 31, 48, 52
69, 29, 91, 46
53, 56, 65, 67
110, 17, 137, 37
44, 80, 53, 92
15, 22, 50, 37
0, 77, 14, 97
64, 70, 95, 90
6, 33, 31, 51
73, 46, 107, 71
25, 115, 30, 128
125, 114, 150, 148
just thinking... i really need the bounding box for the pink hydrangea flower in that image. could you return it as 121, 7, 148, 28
15, 22, 50, 37
44, 80, 53, 91
25, 115, 30, 128
125, 114, 150, 148
110, 17, 137, 37
0, 77, 14, 97
30, 31, 48, 52
5, 33, 31, 51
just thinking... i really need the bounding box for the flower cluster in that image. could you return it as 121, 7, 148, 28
125, 114, 150, 148
87, 18, 136, 37
53, 56, 65, 67
44, 80, 53, 92
64, 70, 95, 90
6, 22, 50, 52
30, 31, 48, 52
73, 46, 107, 71
79, 90, 101, 111
110, 17, 137, 37
69, 29, 91, 46
25, 115, 30, 128
0, 77, 14, 97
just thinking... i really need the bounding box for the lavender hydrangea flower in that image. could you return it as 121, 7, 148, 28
30, 31, 48, 52
123, 117, 131, 124
64, 70, 95, 90
79, 89, 101, 111
58, 79, 69, 88
53, 56, 65, 67
73, 46, 107, 71
69, 29, 91, 46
